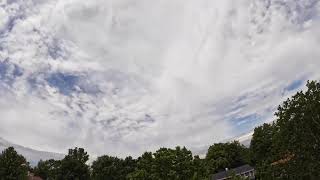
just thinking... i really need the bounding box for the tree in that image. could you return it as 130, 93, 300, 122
0, 147, 29, 180
250, 123, 278, 179
151, 147, 176, 179
91, 155, 135, 180
152, 146, 194, 180
127, 152, 154, 180
273, 80, 320, 178
250, 81, 320, 179
206, 141, 249, 174
122, 156, 137, 179
250, 123, 276, 164
192, 155, 207, 180
173, 146, 194, 179
128, 147, 195, 180
56, 147, 90, 180
33, 159, 60, 180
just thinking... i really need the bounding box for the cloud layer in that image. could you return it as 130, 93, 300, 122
0, 0, 320, 157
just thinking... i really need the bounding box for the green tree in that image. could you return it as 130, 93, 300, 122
250, 81, 320, 179
56, 147, 90, 180
91, 155, 136, 180
33, 159, 60, 180
250, 123, 278, 179
206, 141, 249, 174
128, 147, 195, 180
152, 146, 194, 180
0, 147, 29, 180
274, 80, 320, 178
122, 156, 137, 178
192, 155, 207, 180
152, 147, 177, 179
127, 152, 154, 180
250, 123, 277, 163
173, 146, 194, 179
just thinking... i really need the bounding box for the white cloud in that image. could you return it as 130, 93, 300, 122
0, 0, 320, 157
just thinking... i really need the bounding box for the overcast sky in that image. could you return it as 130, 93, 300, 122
0, 0, 320, 157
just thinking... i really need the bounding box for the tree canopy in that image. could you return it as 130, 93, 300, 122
251, 80, 320, 179
206, 141, 249, 174
91, 155, 136, 180
33, 159, 60, 180
56, 147, 90, 180
0, 147, 29, 180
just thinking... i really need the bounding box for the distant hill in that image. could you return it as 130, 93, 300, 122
192, 131, 253, 157
233, 131, 254, 147
0, 131, 253, 165
0, 137, 64, 166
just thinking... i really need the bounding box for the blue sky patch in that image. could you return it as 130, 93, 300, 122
230, 114, 261, 135
46, 72, 101, 96
285, 78, 304, 91
46, 72, 79, 96
0, 60, 23, 85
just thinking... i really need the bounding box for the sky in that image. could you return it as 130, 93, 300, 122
0, 0, 320, 157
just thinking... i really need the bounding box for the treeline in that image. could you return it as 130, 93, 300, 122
0, 80, 319, 179
0, 142, 249, 179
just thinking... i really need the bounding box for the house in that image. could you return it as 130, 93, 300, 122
211, 164, 255, 180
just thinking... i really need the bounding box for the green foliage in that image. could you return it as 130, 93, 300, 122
33, 159, 60, 180
128, 147, 196, 180
250, 123, 276, 165
252, 80, 320, 179
91, 155, 136, 180
56, 147, 90, 180
122, 156, 137, 178
127, 152, 154, 180
191, 155, 207, 180
274, 80, 320, 178
152, 146, 194, 179
0, 147, 29, 180
206, 141, 249, 174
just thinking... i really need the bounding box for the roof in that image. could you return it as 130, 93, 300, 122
211, 164, 254, 180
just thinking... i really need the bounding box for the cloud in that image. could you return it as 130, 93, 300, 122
0, 0, 319, 157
